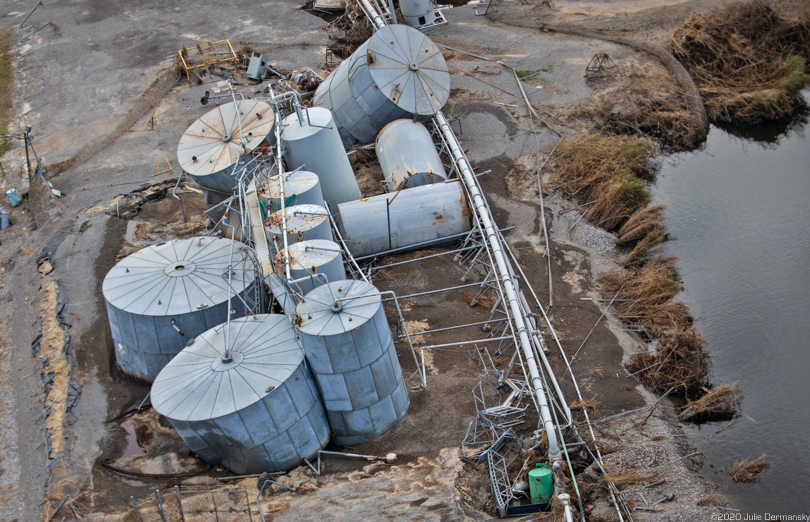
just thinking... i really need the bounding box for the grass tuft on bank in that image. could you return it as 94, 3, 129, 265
670, 1, 810, 125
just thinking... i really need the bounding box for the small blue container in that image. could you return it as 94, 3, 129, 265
6, 188, 20, 207
0, 208, 8, 230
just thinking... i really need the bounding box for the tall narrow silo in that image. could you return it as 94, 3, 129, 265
375, 119, 448, 191
177, 100, 276, 217
257, 170, 324, 215
296, 279, 410, 445
337, 180, 471, 258
102, 237, 257, 382
151, 314, 330, 474
275, 239, 347, 296
312, 24, 450, 147
265, 203, 332, 252
281, 107, 360, 214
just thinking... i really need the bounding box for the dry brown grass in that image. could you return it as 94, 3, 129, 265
600, 465, 660, 487
626, 328, 708, 393
671, 1, 810, 125
730, 454, 770, 483
575, 66, 707, 152
569, 398, 600, 410
678, 383, 742, 422
599, 257, 691, 335
618, 204, 665, 244
555, 134, 657, 231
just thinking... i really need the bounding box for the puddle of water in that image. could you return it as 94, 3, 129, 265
120, 419, 153, 458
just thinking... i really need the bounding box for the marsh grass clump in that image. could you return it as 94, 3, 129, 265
730, 455, 770, 483
555, 134, 657, 231
678, 383, 742, 422
626, 328, 708, 392
599, 256, 691, 335
671, 1, 810, 124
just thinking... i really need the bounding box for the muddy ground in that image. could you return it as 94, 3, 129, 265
0, 0, 786, 520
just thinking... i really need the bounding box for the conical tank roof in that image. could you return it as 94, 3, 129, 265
367, 25, 450, 116
151, 314, 304, 422
177, 100, 275, 177
102, 237, 254, 316
296, 279, 381, 335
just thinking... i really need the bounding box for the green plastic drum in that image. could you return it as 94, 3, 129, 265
528, 463, 553, 504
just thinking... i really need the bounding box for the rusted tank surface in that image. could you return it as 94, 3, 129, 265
274, 239, 347, 296
337, 180, 471, 258
375, 119, 447, 192
265, 203, 332, 252
177, 100, 275, 195
257, 170, 324, 216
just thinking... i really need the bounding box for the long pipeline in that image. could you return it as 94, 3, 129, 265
355, 0, 561, 461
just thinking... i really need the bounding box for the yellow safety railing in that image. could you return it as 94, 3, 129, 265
178, 35, 238, 85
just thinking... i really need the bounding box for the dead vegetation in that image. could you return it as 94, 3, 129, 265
554, 134, 657, 231
600, 466, 660, 487
326, 0, 374, 59
678, 383, 741, 423
574, 64, 707, 152
599, 257, 691, 335
671, 1, 810, 125
626, 328, 707, 393
730, 454, 770, 483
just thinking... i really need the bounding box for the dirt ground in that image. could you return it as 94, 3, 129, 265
0, 0, 794, 520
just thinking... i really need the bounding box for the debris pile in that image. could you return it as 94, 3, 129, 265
730, 454, 770, 483
671, 1, 810, 124
678, 383, 741, 423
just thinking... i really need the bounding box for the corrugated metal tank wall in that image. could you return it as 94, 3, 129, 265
151, 314, 330, 474
281, 107, 360, 214
337, 181, 471, 258
275, 239, 347, 296
257, 170, 324, 216
296, 279, 409, 445
312, 24, 449, 147
265, 204, 332, 252
102, 237, 257, 382
375, 119, 447, 192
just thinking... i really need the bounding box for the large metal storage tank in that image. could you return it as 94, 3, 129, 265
151, 314, 330, 474
296, 279, 410, 445
275, 239, 347, 296
265, 204, 332, 252
281, 107, 360, 214
312, 24, 450, 147
375, 119, 447, 192
257, 170, 324, 216
177, 100, 276, 217
102, 237, 257, 382
400, 0, 437, 27
337, 181, 471, 258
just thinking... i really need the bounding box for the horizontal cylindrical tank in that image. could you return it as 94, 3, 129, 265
281, 107, 360, 214
257, 170, 324, 217
102, 237, 257, 382
312, 24, 450, 147
296, 280, 409, 445
265, 204, 332, 252
274, 239, 346, 296
400, 0, 436, 26
151, 314, 330, 474
337, 180, 471, 258
177, 100, 275, 196
375, 119, 448, 192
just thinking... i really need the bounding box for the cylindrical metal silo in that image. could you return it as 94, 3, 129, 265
312, 24, 450, 147
265, 203, 332, 252
275, 239, 347, 296
102, 237, 257, 382
281, 107, 360, 214
177, 100, 276, 208
375, 119, 448, 192
337, 180, 471, 258
400, 0, 437, 27
151, 314, 330, 474
257, 170, 324, 216
296, 279, 410, 445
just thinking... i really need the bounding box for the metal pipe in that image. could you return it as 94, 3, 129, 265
419, 336, 513, 350
20, 72, 50, 84
358, 0, 388, 29
352, 226, 515, 261
397, 318, 507, 338
172, 171, 187, 223
174, 486, 186, 522
435, 111, 560, 460
23, 86, 50, 100
19, 0, 43, 29
46, 494, 69, 521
